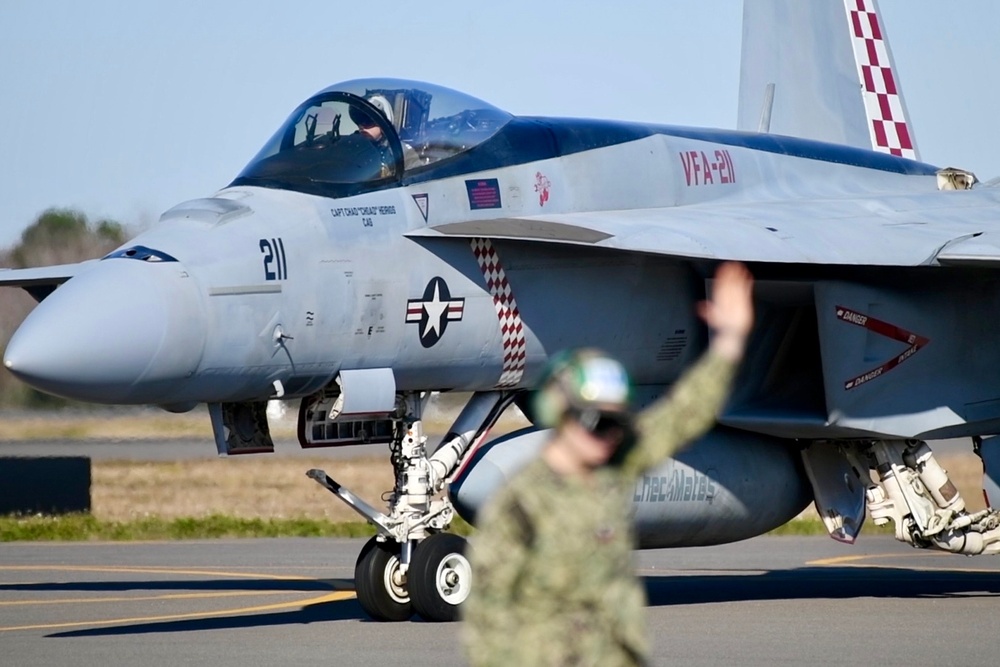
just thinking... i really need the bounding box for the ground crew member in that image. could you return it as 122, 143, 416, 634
463, 261, 754, 667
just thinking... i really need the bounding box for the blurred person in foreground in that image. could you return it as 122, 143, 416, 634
463, 261, 754, 667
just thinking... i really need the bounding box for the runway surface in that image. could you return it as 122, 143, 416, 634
2, 535, 999, 666
1, 432, 994, 664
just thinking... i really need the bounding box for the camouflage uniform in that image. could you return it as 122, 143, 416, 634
463, 351, 737, 667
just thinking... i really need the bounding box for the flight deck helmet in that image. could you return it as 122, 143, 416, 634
532, 348, 634, 438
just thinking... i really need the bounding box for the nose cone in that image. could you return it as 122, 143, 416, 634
4, 260, 206, 403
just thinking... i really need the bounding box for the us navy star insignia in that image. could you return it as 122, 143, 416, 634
406, 277, 465, 347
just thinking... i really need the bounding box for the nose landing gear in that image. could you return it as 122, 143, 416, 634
308, 390, 516, 621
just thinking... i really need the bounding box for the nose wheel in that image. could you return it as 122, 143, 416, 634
353, 533, 471, 622
408, 533, 471, 622
354, 537, 413, 622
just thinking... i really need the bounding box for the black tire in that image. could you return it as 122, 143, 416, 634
409, 533, 471, 622
354, 536, 413, 622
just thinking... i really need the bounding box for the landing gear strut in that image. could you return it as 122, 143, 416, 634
805, 438, 1000, 555
308, 390, 516, 621
862, 439, 1000, 554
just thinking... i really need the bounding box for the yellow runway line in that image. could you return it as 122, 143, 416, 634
0, 564, 357, 632
0, 590, 356, 633
808, 551, 1000, 573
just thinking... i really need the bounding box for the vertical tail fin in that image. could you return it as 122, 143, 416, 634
737, 0, 919, 160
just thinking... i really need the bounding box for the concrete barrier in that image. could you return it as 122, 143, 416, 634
0, 457, 91, 514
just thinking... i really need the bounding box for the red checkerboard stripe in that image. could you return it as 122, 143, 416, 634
844, 0, 916, 159
471, 238, 526, 387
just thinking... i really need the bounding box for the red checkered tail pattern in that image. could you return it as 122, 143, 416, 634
737, 0, 919, 161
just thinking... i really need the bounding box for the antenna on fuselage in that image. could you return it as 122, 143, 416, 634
757, 82, 775, 133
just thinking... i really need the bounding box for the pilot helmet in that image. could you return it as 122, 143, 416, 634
350, 94, 393, 129
532, 348, 633, 436
366, 94, 394, 124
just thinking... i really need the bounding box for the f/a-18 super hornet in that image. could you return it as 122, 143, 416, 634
4, 0, 1000, 622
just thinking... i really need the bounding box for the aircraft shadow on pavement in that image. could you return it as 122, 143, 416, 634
0, 577, 369, 637
32, 566, 1000, 637
643, 566, 1000, 607
0, 578, 335, 594
48, 595, 367, 638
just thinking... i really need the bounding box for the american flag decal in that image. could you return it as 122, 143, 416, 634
843, 0, 917, 159
471, 238, 526, 387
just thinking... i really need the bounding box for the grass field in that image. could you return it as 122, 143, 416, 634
85, 453, 985, 521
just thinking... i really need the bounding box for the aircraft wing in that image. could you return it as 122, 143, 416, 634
935, 232, 1000, 267
0, 261, 92, 301
407, 189, 1000, 267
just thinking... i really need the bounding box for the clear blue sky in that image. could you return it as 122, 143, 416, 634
1, 1, 997, 250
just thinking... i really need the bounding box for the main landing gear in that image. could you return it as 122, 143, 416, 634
804, 438, 1000, 554
308, 390, 515, 621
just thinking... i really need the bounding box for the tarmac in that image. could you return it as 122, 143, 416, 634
2, 536, 999, 666
1, 431, 996, 665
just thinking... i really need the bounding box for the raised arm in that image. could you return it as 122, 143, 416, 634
625, 262, 753, 475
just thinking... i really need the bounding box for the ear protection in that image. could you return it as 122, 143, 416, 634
531, 350, 577, 429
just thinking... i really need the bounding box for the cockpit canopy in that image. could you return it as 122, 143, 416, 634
233, 78, 513, 197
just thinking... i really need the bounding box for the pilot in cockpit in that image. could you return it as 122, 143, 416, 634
350, 94, 424, 173
348, 95, 395, 178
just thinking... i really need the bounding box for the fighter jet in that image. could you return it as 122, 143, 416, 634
4, 0, 1000, 622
